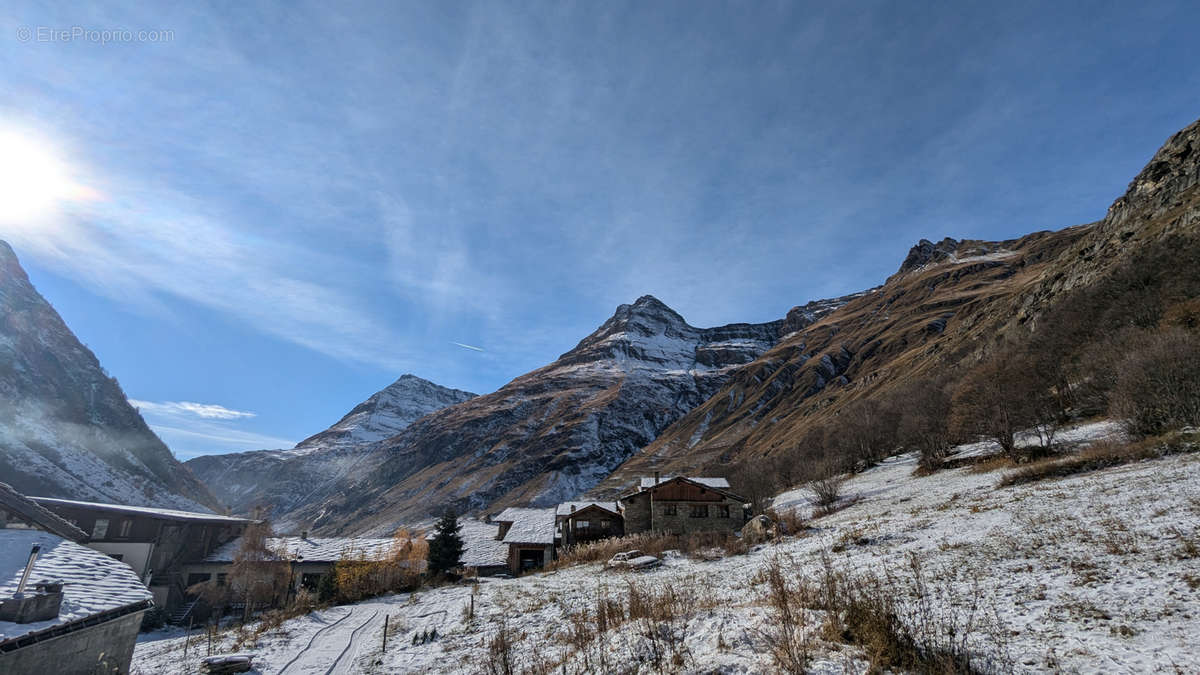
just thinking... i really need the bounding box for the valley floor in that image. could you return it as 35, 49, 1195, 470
132, 421, 1200, 674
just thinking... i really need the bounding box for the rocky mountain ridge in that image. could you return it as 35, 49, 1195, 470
0, 240, 220, 511
280, 292, 860, 533
185, 375, 476, 518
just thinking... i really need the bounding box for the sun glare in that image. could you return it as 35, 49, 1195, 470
0, 128, 97, 225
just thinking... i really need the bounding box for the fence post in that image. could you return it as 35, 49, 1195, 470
382, 614, 389, 653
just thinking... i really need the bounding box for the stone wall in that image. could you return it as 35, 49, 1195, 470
622, 492, 744, 535
0, 609, 144, 674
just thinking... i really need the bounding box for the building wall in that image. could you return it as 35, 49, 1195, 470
561, 509, 623, 547
87, 542, 154, 580
621, 488, 744, 535
648, 497, 743, 534
506, 544, 553, 575
0, 609, 144, 675
623, 493, 651, 533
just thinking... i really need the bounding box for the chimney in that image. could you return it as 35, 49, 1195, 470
301, 530, 309, 540
653, 471, 660, 486
15, 545, 39, 596
0, 545, 63, 623
570, 505, 576, 513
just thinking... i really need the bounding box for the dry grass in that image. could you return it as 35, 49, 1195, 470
547, 530, 747, 570
998, 435, 1199, 487
754, 553, 1008, 674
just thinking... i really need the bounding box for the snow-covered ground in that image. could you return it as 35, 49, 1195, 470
131, 421, 1200, 674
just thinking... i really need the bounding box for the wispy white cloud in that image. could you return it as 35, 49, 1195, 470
128, 396, 293, 459
129, 399, 256, 420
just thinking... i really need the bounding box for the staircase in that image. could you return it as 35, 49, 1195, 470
169, 597, 200, 625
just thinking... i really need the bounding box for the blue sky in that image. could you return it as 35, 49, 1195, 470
1, 1, 1198, 459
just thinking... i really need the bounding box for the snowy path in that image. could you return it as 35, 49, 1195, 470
274, 605, 381, 675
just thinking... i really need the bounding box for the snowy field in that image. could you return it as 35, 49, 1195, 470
132, 422, 1200, 674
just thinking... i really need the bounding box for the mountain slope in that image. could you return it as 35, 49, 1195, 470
594, 116, 1200, 487
286, 293, 860, 534
0, 240, 220, 511
185, 375, 475, 517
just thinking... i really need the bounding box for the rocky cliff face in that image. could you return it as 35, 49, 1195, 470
283, 293, 858, 534
0, 241, 220, 511
185, 375, 475, 518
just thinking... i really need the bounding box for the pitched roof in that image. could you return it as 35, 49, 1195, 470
457, 520, 508, 568
202, 536, 398, 563
0, 530, 153, 646
0, 482, 88, 543
31, 497, 251, 525
555, 501, 621, 517
499, 508, 556, 545
638, 476, 730, 490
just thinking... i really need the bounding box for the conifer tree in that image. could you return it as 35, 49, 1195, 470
426, 509, 464, 576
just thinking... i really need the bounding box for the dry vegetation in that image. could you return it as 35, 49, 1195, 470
999, 432, 1200, 487
548, 530, 748, 570
755, 553, 1009, 675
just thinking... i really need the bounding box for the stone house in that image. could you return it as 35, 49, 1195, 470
619, 475, 748, 535
1, 482, 153, 674
556, 501, 623, 547
30, 497, 251, 620
493, 507, 556, 575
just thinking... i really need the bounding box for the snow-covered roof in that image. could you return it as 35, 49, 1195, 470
0, 530, 153, 645
30, 497, 250, 525
639, 476, 730, 490
203, 536, 398, 563
0, 482, 88, 543
457, 520, 508, 568
499, 508, 556, 545
555, 501, 620, 517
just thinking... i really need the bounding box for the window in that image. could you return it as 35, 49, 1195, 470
118, 519, 133, 537
689, 505, 708, 518
577, 520, 590, 528
92, 518, 109, 539
217, 573, 227, 587
662, 504, 677, 516
718, 505, 731, 518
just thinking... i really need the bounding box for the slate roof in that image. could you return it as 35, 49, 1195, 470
0, 530, 153, 645
498, 508, 556, 545
457, 520, 508, 568
31, 497, 250, 525
638, 476, 731, 490
203, 536, 397, 563
555, 501, 621, 517
0, 482, 88, 543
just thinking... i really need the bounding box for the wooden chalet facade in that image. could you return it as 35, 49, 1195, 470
556, 501, 623, 547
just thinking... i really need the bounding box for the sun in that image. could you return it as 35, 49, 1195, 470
0, 128, 96, 225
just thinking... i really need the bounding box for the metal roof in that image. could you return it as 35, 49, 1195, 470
31, 497, 251, 525
0, 482, 88, 543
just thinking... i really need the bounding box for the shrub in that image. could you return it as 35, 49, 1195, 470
755, 553, 1007, 674
549, 530, 746, 570
1110, 329, 1200, 437
999, 434, 1199, 487
806, 461, 846, 514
